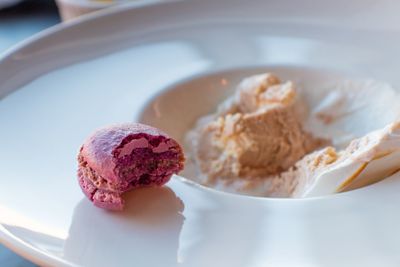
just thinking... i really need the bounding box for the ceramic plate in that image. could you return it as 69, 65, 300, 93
1, 1, 400, 266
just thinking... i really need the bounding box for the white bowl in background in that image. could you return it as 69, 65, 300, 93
55, 0, 116, 21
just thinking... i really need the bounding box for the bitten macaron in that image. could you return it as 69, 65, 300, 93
77, 123, 185, 210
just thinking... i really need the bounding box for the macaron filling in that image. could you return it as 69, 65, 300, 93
114, 134, 184, 188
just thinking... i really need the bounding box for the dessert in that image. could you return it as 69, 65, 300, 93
78, 123, 184, 210
189, 74, 327, 181
294, 122, 400, 197
186, 73, 400, 197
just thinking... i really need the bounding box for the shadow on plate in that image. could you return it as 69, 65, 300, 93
64, 186, 184, 267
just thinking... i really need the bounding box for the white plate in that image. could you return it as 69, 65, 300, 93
1, 1, 400, 266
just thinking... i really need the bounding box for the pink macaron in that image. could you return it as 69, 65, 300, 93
77, 123, 185, 210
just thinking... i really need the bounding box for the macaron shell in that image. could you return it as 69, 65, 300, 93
92, 190, 124, 211
77, 168, 97, 200
80, 123, 169, 183
78, 165, 124, 211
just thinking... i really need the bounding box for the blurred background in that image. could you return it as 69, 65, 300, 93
0, 0, 59, 52
0, 1, 113, 265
